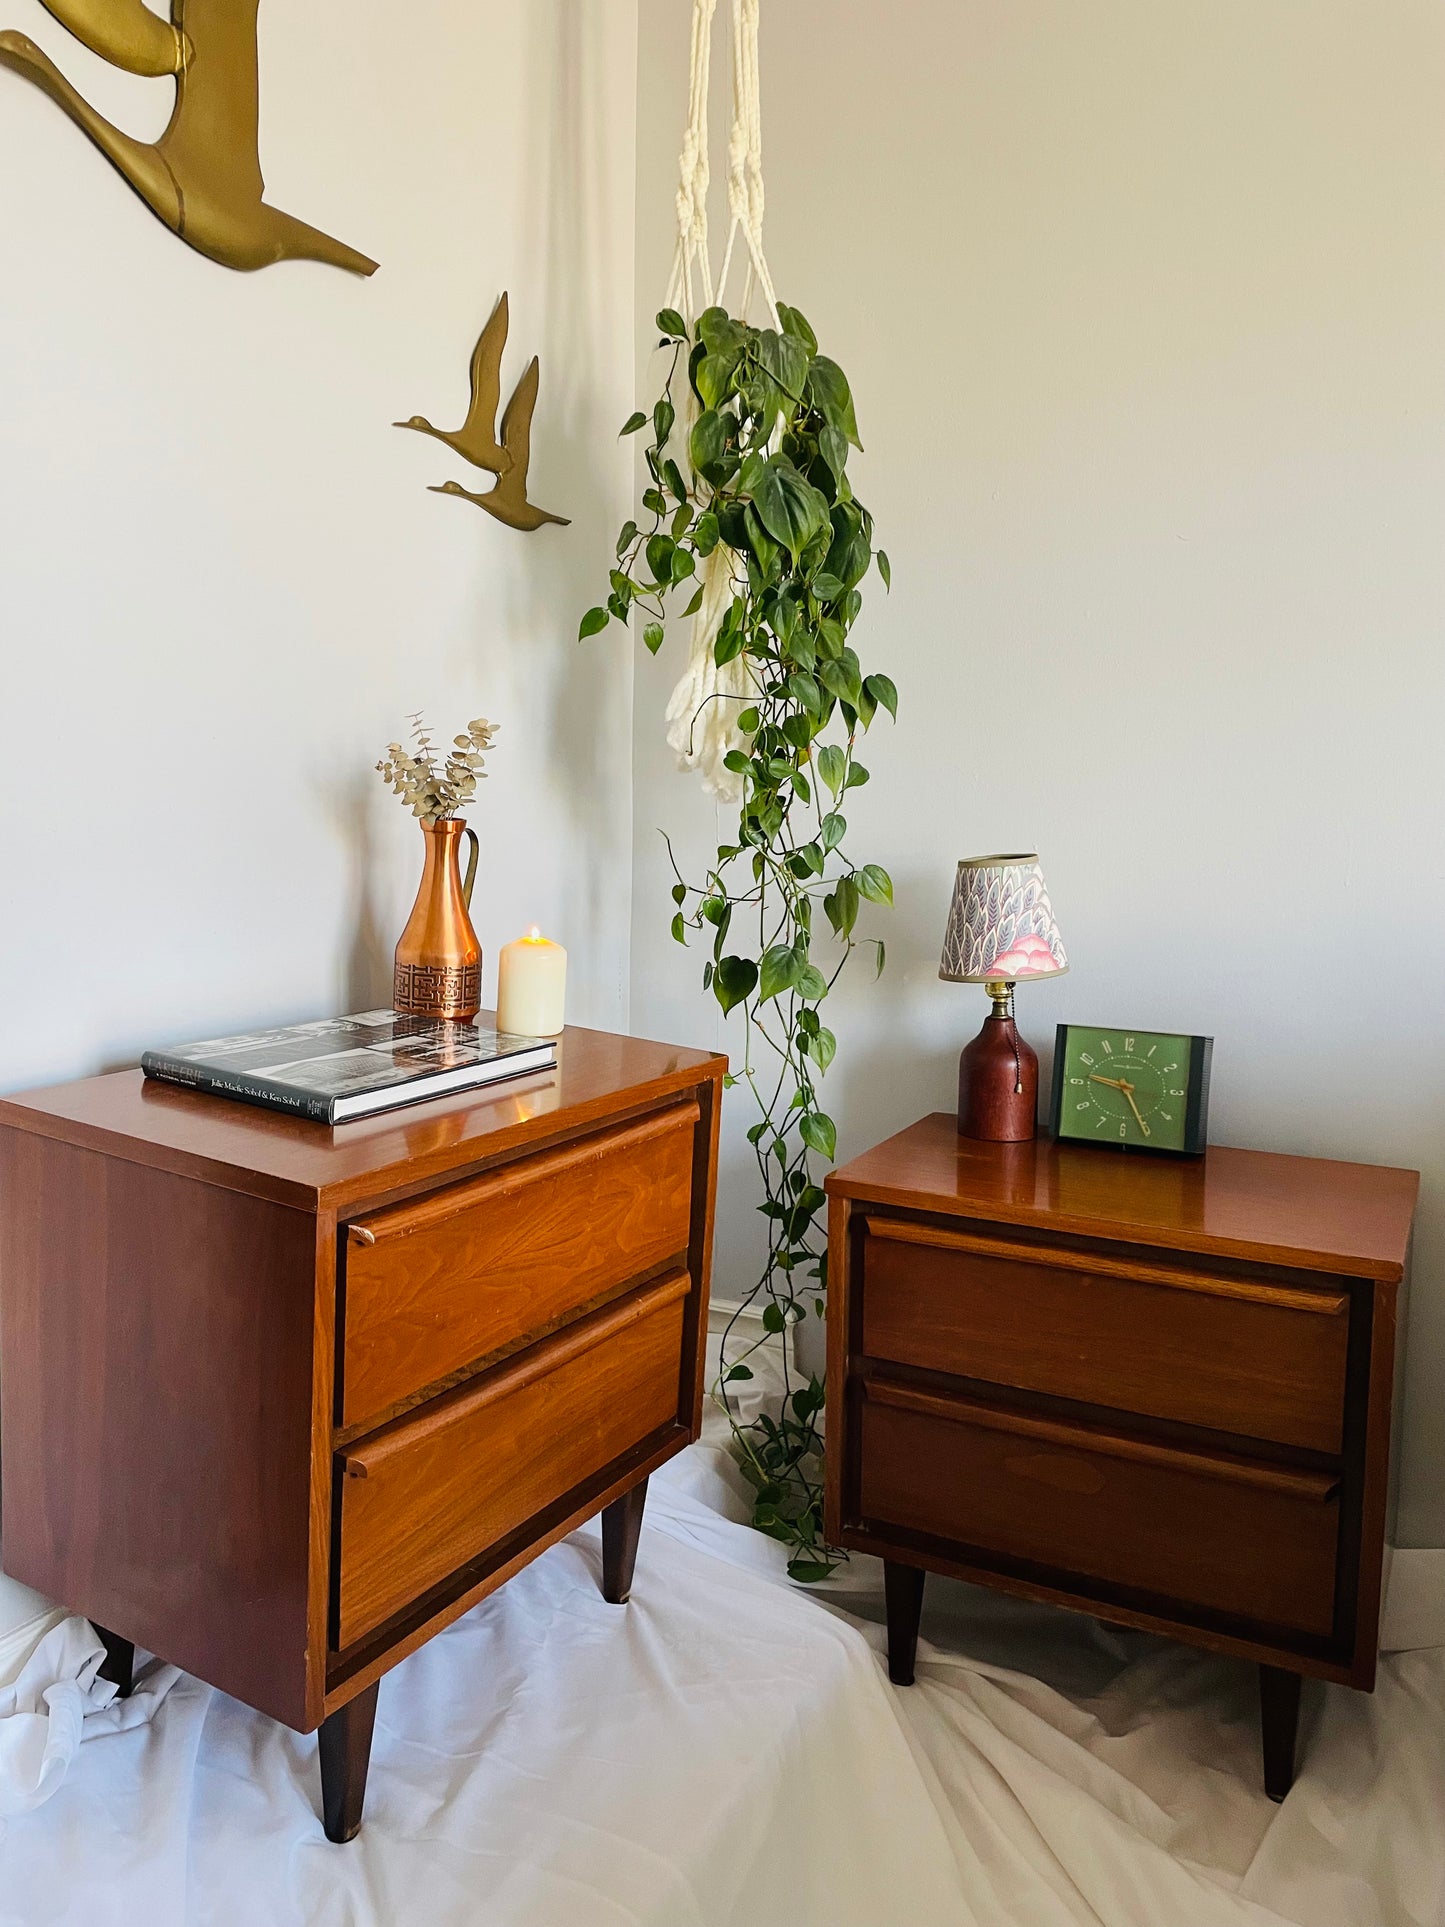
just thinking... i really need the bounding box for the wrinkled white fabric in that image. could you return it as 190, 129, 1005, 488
0, 1616, 180, 1819
0, 1402, 1439, 1924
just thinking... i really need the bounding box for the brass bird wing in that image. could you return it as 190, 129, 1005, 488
489, 358, 570, 527
394, 291, 513, 472
497, 354, 541, 477
0, 0, 377, 275
34, 0, 185, 77
459, 293, 510, 467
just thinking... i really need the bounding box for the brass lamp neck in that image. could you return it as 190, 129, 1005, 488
985, 978, 1015, 1020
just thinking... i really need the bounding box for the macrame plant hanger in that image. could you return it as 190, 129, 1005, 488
661, 0, 781, 802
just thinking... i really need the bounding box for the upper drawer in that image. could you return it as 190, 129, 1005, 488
340, 1103, 698, 1429
860, 1218, 1350, 1454
334, 1271, 689, 1649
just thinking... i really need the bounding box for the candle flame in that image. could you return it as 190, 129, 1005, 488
526, 925, 542, 942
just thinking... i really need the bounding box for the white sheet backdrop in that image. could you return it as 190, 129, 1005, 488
1, 1374, 1441, 1926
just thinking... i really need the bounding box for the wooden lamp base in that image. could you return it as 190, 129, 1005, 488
958, 985, 1038, 1141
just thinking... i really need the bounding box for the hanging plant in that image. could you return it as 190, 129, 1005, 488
580, 301, 895, 1579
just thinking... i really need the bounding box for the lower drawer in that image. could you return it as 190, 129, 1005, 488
334, 1271, 689, 1648
858, 1379, 1339, 1638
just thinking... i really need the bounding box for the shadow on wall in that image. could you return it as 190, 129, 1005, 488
323, 769, 392, 1011
498, 0, 629, 985
824, 861, 960, 1153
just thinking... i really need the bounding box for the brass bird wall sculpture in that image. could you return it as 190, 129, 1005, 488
397, 295, 569, 533
0, 0, 378, 276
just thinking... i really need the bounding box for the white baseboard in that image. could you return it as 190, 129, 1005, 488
706, 1296, 770, 1338
1381, 1547, 1445, 1652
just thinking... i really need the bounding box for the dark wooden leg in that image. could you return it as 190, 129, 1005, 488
884, 1560, 926, 1686
318, 1680, 380, 1843
1259, 1664, 1302, 1802
601, 1476, 649, 1604
93, 1624, 134, 1699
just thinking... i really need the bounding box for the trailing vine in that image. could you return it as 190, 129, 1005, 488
581, 303, 894, 1580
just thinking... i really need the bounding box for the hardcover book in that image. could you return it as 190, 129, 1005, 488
141, 1009, 557, 1124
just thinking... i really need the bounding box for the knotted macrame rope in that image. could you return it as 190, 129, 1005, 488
660, 0, 781, 802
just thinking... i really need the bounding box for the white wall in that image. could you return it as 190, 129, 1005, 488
0, 0, 637, 1081
632, 0, 1445, 1543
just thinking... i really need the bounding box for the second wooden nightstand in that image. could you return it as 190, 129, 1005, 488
825, 1116, 1417, 1799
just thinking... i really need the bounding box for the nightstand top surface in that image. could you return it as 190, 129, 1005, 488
827, 1113, 1418, 1280
0, 1022, 724, 1213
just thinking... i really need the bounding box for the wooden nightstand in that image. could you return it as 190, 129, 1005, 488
0, 1024, 723, 1839
825, 1117, 1417, 1799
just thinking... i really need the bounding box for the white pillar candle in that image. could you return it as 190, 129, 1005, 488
496, 928, 567, 1037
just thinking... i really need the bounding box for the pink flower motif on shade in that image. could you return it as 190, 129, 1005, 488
987, 934, 1063, 977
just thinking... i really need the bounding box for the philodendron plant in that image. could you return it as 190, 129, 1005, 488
581, 303, 895, 1579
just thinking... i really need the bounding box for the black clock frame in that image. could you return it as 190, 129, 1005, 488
1047, 1024, 1213, 1157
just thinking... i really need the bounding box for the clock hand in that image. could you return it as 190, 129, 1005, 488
1088, 1071, 1151, 1137
1121, 1085, 1151, 1137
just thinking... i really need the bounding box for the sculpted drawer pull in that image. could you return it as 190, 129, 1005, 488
337, 1269, 693, 1480
861, 1217, 1350, 1317
865, 1379, 1340, 1503
347, 1102, 700, 1251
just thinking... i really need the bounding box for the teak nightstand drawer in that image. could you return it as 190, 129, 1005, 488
858, 1379, 1340, 1638
335, 1271, 690, 1648
860, 1218, 1350, 1453
340, 1102, 698, 1428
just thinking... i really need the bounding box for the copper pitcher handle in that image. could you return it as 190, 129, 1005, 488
461, 827, 479, 912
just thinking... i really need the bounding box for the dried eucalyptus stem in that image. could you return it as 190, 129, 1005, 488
376, 712, 497, 823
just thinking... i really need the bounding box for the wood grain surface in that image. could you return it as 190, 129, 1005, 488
334, 1273, 690, 1647
0, 1024, 724, 1214
860, 1378, 1340, 1637
828, 1114, 1418, 1279
339, 1103, 698, 1427
0, 1130, 320, 1727
861, 1219, 1350, 1453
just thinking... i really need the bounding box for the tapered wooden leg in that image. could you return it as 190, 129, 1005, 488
93, 1624, 134, 1699
884, 1560, 926, 1686
601, 1476, 649, 1604
318, 1681, 380, 1843
1259, 1664, 1302, 1802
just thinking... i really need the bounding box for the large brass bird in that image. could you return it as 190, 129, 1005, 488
429, 357, 570, 533
395, 293, 513, 475
0, 0, 377, 276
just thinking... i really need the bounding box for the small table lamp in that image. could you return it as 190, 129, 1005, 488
939, 853, 1069, 1141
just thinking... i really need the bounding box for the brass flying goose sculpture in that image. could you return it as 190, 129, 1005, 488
0, 0, 377, 276
395, 293, 514, 475
430, 357, 570, 533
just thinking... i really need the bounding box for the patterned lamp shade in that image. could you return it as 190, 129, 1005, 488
939, 853, 1069, 984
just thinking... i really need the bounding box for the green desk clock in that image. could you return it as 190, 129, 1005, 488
1048, 1024, 1213, 1155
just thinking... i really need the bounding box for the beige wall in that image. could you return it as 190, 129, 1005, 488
0, 0, 637, 1082
632, 1, 1445, 1541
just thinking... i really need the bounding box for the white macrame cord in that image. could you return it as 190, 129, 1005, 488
661, 0, 781, 802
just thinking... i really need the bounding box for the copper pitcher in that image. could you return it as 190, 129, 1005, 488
393, 818, 482, 1022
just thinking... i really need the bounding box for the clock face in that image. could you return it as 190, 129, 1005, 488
1052, 1025, 1205, 1154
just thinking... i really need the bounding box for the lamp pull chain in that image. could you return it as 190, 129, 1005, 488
1008, 985, 1023, 1093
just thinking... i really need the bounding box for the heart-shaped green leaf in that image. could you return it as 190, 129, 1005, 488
714, 954, 758, 1014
